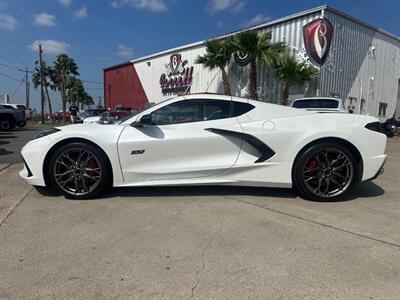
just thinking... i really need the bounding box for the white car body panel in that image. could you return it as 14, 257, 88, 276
83, 116, 101, 124
20, 94, 387, 193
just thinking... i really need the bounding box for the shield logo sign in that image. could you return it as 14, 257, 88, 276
170, 54, 181, 74
234, 51, 251, 66
303, 17, 334, 67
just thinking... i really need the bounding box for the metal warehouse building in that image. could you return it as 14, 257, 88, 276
104, 5, 400, 119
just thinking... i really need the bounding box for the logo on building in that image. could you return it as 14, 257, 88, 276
234, 51, 251, 66
160, 53, 194, 93
303, 17, 334, 67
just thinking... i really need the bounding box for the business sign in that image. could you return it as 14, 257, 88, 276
234, 51, 251, 66
160, 53, 194, 93
303, 17, 334, 67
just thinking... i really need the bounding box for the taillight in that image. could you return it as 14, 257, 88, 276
365, 122, 384, 133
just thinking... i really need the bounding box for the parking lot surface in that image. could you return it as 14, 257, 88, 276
0, 127, 42, 165
0, 136, 399, 300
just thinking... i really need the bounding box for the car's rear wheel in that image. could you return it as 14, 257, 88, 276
49, 142, 111, 199
293, 142, 357, 201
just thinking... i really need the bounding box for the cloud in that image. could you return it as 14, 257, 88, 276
29, 40, 70, 54
0, 14, 17, 30
241, 14, 271, 28
73, 6, 88, 18
206, 0, 246, 14
35, 12, 56, 26
59, 0, 72, 7
117, 44, 133, 57
111, 0, 167, 12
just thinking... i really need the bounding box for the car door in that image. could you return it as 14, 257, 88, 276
118, 98, 244, 183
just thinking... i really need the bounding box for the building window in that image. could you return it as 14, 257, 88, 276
378, 102, 388, 117
360, 99, 366, 115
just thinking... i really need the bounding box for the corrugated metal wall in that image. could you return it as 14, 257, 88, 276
134, 11, 322, 104
321, 11, 400, 118
131, 8, 400, 117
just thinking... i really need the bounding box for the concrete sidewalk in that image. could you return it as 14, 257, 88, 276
0, 164, 32, 227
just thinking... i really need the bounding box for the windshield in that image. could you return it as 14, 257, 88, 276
117, 110, 141, 123
118, 98, 175, 124
293, 99, 339, 109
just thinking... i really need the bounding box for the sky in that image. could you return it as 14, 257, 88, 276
0, 0, 399, 111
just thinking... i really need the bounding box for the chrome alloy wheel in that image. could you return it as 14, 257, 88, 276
302, 148, 354, 198
53, 148, 102, 196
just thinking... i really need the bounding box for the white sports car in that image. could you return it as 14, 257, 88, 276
20, 94, 387, 201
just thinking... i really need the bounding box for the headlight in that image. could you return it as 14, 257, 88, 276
33, 128, 61, 139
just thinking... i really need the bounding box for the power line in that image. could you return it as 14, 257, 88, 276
81, 79, 103, 85
0, 63, 33, 73
11, 78, 25, 98
0, 71, 21, 82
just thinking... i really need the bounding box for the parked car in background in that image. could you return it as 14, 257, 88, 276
80, 108, 107, 119
1, 103, 31, 120
291, 97, 351, 113
83, 108, 139, 124
51, 111, 71, 122
0, 104, 27, 130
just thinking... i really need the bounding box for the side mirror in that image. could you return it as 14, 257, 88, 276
348, 109, 354, 114
132, 114, 153, 127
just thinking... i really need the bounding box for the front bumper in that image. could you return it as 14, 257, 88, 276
19, 138, 51, 187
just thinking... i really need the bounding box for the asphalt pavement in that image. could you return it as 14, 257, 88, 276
0, 127, 400, 299
0, 126, 42, 165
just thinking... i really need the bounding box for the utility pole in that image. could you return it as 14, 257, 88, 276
39, 44, 45, 124
98, 96, 101, 108
25, 67, 30, 108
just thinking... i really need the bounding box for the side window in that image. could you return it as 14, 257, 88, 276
151, 99, 233, 125
232, 102, 255, 117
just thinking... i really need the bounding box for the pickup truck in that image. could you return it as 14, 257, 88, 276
0, 104, 26, 130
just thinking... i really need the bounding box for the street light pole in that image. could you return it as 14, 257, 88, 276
39, 44, 45, 124
25, 67, 30, 108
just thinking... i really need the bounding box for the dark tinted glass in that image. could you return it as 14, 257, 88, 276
232, 102, 255, 116
151, 99, 232, 125
292, 99, 339, 109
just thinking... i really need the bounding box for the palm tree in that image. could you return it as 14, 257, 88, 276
32, 61, 53, 117
52, 54, 79, 122
271, 55, 319, 106
232, 30, 286, 100
66, 76, 84, 105
66, 77, 94, 109
196, 38, 234, 95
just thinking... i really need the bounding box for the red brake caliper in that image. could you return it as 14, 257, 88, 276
308, 159, 318, 175
87, 159, 96, 177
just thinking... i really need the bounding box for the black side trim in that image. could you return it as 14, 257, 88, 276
205, 128, 275, 163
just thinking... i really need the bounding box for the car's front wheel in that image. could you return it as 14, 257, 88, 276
0, 118, 15, 131
293, 142, 357, 201
49, 142, 111, 199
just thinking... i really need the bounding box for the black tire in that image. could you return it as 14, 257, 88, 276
293, 142, 357, 201
48, 142, 112, 199
0, 118, 15, 131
